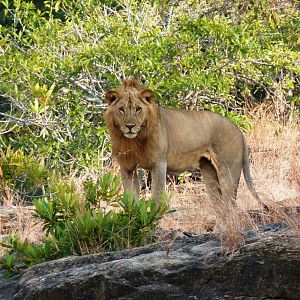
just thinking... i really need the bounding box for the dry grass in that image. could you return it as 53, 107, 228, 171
0, 106, 299, 254
0, 196, 45, 257
240, 110, 300, 208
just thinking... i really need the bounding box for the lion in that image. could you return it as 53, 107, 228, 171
104, 79, 263, 208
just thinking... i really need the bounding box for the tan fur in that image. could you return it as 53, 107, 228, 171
105, 79, 263, 206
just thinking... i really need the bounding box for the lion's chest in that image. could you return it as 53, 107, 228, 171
113, 139, 156, 171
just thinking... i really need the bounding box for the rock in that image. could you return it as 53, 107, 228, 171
1, 223, 300, 300
0, 271, 19, 300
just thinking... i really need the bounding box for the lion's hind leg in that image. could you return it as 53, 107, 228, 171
218, 162, 242, 207
199, 157, 222, 204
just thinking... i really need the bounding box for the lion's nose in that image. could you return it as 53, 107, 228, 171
126, 124, 135, 131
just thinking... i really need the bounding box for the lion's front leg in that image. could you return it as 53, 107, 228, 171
151, 161, 167, 202
120, 166, 140, 199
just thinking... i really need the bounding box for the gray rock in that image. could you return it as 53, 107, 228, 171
0, 271, 19, 300
1, 223, 299, 300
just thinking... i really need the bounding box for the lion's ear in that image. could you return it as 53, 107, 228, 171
105, 90, 119, 105
140, 89, 154, 103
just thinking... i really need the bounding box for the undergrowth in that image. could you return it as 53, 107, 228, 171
0, 173, 170, 276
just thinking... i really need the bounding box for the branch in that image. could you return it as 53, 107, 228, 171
0, 112, 27, 124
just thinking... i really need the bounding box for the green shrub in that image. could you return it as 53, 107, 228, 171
0, 146, 48, 201
0, 173, 170, 276
0, 0, 299, 172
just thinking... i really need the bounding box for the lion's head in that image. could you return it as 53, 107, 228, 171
104, 79, 156, 139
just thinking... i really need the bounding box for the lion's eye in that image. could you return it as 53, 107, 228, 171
136, 107, 142, 113
119, 107, 125, 114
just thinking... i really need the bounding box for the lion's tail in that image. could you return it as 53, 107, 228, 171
242, 135, 265, 208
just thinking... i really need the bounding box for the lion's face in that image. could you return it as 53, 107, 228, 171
105, 80, 155, 139
113, 99, 148, 138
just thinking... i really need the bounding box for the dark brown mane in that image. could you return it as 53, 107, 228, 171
120, 78, 145, 91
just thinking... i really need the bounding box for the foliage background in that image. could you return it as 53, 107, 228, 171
0, 0, 299, 176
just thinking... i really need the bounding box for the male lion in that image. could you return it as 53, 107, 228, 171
105, 79, 263, 207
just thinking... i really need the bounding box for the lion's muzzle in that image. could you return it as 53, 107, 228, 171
123, 124, 138, 138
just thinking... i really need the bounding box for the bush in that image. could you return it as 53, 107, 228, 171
0, 146, 48, 202
0, 173, 170, 276
0, 0, 299, 171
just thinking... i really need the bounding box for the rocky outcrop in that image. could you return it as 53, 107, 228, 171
0, 272, 19, 300
1, 223, 300, 300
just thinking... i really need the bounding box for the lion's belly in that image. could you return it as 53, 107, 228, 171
166, 150, 218, 174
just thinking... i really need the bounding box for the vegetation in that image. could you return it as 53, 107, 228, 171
0, 173, 169, 276
1, 0, 299, 170
0, 0, 299, 275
